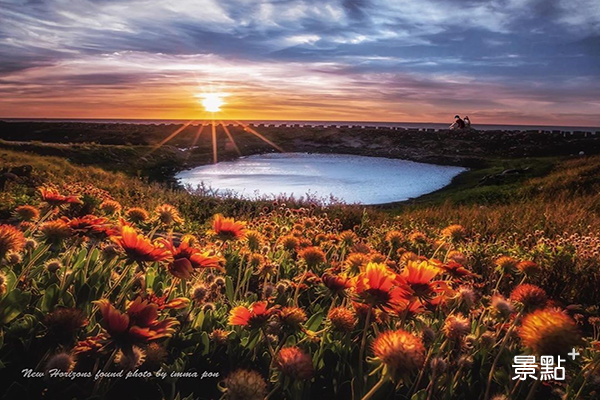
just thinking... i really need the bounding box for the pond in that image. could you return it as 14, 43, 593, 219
176, 153, 466, 205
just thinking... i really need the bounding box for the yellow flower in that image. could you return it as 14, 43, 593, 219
372, 329, 425, 378
519, 308, 581, 356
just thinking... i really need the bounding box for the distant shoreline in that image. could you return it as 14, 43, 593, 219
1, 118, 599, 133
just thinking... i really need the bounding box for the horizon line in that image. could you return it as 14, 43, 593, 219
1, 117, 599, 130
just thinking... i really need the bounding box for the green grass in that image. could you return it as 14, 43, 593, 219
390, 157, 557, 207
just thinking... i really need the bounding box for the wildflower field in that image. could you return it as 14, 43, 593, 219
0, 149, 599, 400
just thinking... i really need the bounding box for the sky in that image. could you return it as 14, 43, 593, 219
1, 0, 599, 125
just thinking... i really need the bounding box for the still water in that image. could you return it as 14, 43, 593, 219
176, 153, 466, 204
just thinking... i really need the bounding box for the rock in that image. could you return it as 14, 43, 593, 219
9, 165, 33, 177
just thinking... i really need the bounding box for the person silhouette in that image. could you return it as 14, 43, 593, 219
450, 115, 465, 130
464, 116, 471, 128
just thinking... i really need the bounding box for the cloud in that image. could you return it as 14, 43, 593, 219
0, 0, 598, 125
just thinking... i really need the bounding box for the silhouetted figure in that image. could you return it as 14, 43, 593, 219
449, 115, 465, 130
464, 116, 471, 128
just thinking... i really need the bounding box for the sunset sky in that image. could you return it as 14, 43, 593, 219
1, 0, 599, 125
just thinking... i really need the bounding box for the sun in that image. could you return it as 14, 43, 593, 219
200, 93, 226, 113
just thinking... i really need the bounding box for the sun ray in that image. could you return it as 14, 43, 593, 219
184, 124, 205, 160
220, 120, 242, 156
147, 120, 195, 155
211, 118, 218, 163
234, 120, 285, 153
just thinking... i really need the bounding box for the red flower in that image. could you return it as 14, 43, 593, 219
64, 215, 116, 238
275, 346, 314, 380
211, 214, 247, 241
111, 225, 171, 263
144, 291, 190, 310
0, 224, 25, 258
322, 273, 352, 295
95, 298, 178, 345
353, 262, 409, 310
229, 301, 273, 328
160, 237, 223, 279
397, 260, 451, 301
440, 261, 478, 280
39, 187, 82, 206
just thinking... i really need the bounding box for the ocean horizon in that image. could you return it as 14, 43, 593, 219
1, 118, 599, 133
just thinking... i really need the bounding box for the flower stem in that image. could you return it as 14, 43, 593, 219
361, 374, 386, 400
355, 305, 372, 397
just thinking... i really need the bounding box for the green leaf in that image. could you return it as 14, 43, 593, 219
61, 291, 76, 308
5, 270, 18, 291
0, 289, 31, 324
146, 268, 156, 289
225, 276, 234, 302
73, 248, 88, 270
305, 311, 324, 332
201, 332, 210, 355
246, 330, 261, 350
40, 284, 60, 313
192, 311, 205, 330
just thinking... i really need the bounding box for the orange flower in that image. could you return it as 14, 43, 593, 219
353, 262, 409, 309
245, 230, 263, 251
154, 204, 184, 226
13, 205, 40, 222
125, 207, 150, 223
39, 186, 82, 206
339, 230, 358, 247
279, 234, 299, 251
519, 308, 582, 356
279, 307, 307, 330
99, 200, 122, 215
0, 224, 25, 258
516, 261, 540, 276
65, 215, 116, 238
39, 220, 72, 243
385, 230, 404, 248
372, 329, 426, 378
510, 284, 547, 311
345, 252, 370, 274
229, 301, 273, 328
144, 291, 190, 310
211, 214, 247, 241
275, 346, 314, 380
111, 225, 171, 263
322, 273, 352, 295
299, 246, 326, 268
95, 297, 178, 345
440, 261, 478, 280
441, 224, 466, 242
398, 260, 449, 300
73, 334, 108, 355
392, 298, 426, 319
328, 307, 357, 332
161, 237, 223, 279
409, 231, 428, 245
495, 256, 519, 274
